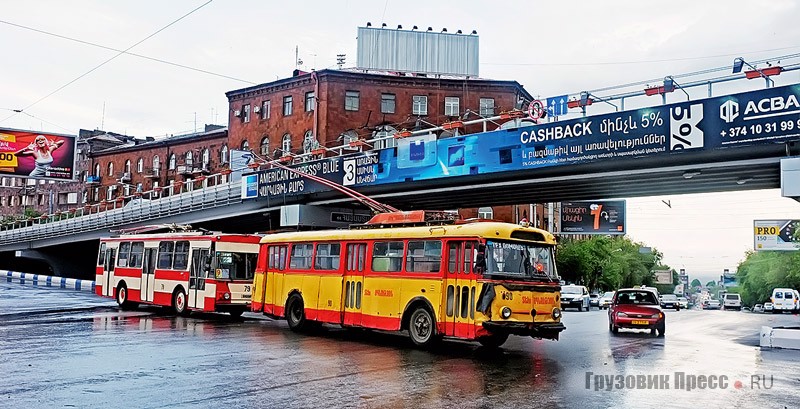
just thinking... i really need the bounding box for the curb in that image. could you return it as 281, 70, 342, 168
4, 270, 95, 293
760, 325, 800, 350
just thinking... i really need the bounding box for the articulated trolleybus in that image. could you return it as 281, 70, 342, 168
252, 210, 565, 348
96, 225, 261, 316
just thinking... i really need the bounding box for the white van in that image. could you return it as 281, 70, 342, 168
723, 293, 742, 310
770, 288, 799, 313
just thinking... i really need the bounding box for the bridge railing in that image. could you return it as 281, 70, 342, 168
0, 174, 243, 245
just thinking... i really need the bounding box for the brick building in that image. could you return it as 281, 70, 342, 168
87, 125, 228, 203
225, 69, 533, 159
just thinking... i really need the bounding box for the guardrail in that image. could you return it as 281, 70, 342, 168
0, 175, 243, 245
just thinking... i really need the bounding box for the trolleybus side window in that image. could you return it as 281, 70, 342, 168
173, 241, 190, 270
129, 242, 145, 268
372, 241, 404, 272
268, 245, 288, 270
289, 243, 313, 269
406, 240, 442, 273
117, 242, 131, 267
314, 243, 341, 270
346, 243, 366, 271
158, 241, 174, 269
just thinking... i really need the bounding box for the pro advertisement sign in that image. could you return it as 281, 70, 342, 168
244, 84, 800, 202
0, 128, 77, 180
560, 200, 626, 234
753, 219, 800, 251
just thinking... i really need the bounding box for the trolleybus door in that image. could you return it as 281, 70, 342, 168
444, 241, 478, 338
104, 247, 116, 297
141, 248, 157, 302
188, 248, 210, 309
342, 243, 367, 326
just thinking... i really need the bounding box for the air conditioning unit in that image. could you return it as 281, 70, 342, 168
234, 110, 241, 117
253, 106, 261, 113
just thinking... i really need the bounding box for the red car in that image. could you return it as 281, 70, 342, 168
608, 288, 665, 337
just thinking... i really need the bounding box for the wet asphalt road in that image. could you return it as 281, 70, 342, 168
1, 282, 799, 409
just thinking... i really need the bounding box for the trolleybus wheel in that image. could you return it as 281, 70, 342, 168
116, 283, 137, 310
173, 288, 189, 316
408, 307, 438, 348
229, 309, 244, 318
286, 293, 307, 332
477, 332, 509, 349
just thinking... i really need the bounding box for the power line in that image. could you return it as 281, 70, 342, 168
0, 18, 256, 85
0, 0, 214, 125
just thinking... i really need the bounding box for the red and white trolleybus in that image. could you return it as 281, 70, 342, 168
95, 225, 261, 316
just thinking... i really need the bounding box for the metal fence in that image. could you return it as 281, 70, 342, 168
0, 177, 243, 245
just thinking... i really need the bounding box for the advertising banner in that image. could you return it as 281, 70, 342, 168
0, 128, 77, 180
753, 219, 800, 251
244, 84, 800, 201
560, 200, 626, 234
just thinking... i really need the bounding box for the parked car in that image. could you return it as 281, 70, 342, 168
764, 302, 774, 312
723, 293, 742, 310
752, 304, 764, 313
703, 299, 721, 310
589, 293, 600, 308
608, 288, 665, 337
660, 294, 681, 310
561, 285, 591, 311
599, 291, 615, 309
677, 297, 689, 309
770, 288, 798, 313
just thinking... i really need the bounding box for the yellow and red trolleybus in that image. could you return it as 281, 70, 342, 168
96, 225, 261, 316
252, 211, 565, 348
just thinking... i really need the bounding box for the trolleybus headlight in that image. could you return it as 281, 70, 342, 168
552, 308, 562, 319
501, 307, 512, 319
223, 292, 231, 300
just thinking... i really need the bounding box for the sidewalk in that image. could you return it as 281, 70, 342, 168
4, 270, 95, 292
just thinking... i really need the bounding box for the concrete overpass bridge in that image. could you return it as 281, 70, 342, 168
3, 82, 800, 277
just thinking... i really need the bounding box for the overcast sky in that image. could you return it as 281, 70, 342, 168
1, 0, 799, 283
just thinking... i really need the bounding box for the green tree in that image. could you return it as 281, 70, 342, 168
690, 278, 702, 287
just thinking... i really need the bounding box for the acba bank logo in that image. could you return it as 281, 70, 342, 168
720, 99, 739, 123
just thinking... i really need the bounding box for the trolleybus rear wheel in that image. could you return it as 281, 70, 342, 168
116, 283, 137, 310
173, 288, 189, 316
286, 293, 307, 332
408, 307, 438, 348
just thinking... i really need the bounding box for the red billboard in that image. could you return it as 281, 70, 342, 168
0, 128, 77, 181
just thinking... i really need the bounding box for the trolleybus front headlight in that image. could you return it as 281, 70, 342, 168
223, 292, 231, 300
501, 307, 512, 319
552, 308, 562, 320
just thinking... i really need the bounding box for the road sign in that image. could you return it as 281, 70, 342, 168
753, 219, 800, 250
547, 94, 569, 117
527, 99, 546, 121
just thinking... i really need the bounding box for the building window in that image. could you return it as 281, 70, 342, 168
445, 97, 460, 117
381, 93, 396, 114
260, 136, 270, 156
169, 154, 176, 170
94, 164, 100, 177
345, 91, 359, 111
282, 134, 291, 155
241, 140, 249, 150
412, 95, 427, 115
202, 149, 210, 168
242, 104, 251, 123
185, 151, 193, 166
283, 96, 293, 116
477, 207, 493, 219
153, 155, 160, 170
479, 98, 495, 116
303, 131, 317, 154
124, 160, 131, 174
305, 91, 315, 112
107, 162, 114, 177
137, 158, 144, 174
220, 145, 229, 163
261, 100, 270, 120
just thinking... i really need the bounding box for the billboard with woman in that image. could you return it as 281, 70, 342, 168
0, 128, 76, 180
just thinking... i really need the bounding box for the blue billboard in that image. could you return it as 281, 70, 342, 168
245, 84, 800, 201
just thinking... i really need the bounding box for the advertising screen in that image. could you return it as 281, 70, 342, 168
0, 128, 77, 181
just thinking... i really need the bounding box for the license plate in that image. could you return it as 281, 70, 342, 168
631, 320, 649, 325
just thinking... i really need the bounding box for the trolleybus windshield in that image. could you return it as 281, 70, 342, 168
215, 252, 257, 280
483, 240, 557, 281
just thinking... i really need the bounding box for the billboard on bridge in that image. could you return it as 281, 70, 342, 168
754, 219, 800, 251
243, 84, 800, 203
0, 128, 77, 181
560, 200, 626, 234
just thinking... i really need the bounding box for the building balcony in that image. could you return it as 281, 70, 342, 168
144, 167, 161, 179
119, 172, 132, 183
176, 164, 193, 176
86, 175, 101, 185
